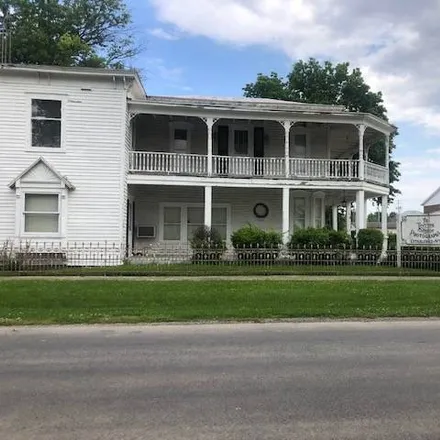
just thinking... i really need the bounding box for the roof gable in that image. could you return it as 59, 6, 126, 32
422, 186, 440, 206
9, 157, 75, 190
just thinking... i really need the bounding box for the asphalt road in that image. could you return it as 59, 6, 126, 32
1, 321, 440, 440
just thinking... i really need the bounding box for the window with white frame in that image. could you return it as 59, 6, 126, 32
31, 99, 62, 148
24, 194, 60, 233
187, 206, 228, 241
163, 207, 182, 240
293, 198, 306, 230
234, 130, 249, 155
163, 205, 228, 242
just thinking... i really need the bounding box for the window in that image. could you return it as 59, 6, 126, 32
187, 207, 228, 241
31, 99, 62, 148
212, 207, 227, 240
24, 194, 59, 233
314, 198, 323, 228
234, 130, 249, 155
173, 128, 189, 152
187, 207, 204, 241
293, 198, 306, 230
174, 129, 188, 141
163, 207, 181, 240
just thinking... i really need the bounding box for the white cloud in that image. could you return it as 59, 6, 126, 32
149, 27, 180, 41
142, 58, 193, 92
143, 57, 184, 83
148, 0, 440, 210
148, 0, 440, 131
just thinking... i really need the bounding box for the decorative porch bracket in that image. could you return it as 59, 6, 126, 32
128, 111, 140, 122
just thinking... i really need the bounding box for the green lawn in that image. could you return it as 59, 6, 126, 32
1, 279, 440, 325
1, 263, 440, 277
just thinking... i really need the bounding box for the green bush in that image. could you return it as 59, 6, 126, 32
289, 228, 329, 248
388, 233, 397, 250
190, 226, 225, 250
328, 230, 351, 248
231, 224, 282, 249
357, 229, 384, 249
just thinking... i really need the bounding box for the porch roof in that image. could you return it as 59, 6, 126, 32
129, 95, 396, 135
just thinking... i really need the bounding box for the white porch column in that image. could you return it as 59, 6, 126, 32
204, 117, 215, 176
358, 124, 366, 180
364, 198, 369, 228
379, 195, 389, 260
204, 185, 212, 229
282, 187, 290, 245
332, 205, 338, 231
356, 190, 365, 233
381, 195, 388, 240
346, 203, 351, 235
384, 133, 390, 184
282, 121, 293, 178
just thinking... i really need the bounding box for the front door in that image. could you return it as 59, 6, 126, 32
254, 127, 264, 176
216, 125, 229, 175
293, 133, 307, 176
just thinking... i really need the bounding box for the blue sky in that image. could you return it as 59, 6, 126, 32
127, 0, 440, 212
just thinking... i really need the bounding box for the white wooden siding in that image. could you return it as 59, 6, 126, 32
131, 185, 321, 246
0, 72, 128, 244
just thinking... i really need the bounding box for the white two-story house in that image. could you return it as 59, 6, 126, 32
0, 64, 394, 259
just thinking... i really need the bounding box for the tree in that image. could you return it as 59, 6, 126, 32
244, 58, 400, 200
0, 0, 139, 67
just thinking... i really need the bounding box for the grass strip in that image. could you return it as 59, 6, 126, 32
1, 279, 440, 325
1, 264, 440, 277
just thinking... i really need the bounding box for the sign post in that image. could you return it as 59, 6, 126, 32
396, 211, 402, 268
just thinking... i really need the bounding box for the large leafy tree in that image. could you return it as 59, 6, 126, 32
0, 0, 138, 67
244, 59, 400, 200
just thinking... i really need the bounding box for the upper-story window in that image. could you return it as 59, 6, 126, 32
31, 99, 62, 148
169, 122, 192, 154
234, 130, 249, 155
173, 128, 188, 151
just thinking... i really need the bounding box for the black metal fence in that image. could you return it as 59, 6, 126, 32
2, 241, 440, 275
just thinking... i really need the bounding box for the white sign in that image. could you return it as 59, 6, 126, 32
401, 215, 440, 246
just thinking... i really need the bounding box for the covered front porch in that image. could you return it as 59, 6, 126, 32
128, 112, 390, 187
127, 185, 389, 253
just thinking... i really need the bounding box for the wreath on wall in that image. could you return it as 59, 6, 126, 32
253, 203, 269, 219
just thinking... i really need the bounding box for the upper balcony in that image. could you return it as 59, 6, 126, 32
127, 97, 394, 188
129, 152, 389, 186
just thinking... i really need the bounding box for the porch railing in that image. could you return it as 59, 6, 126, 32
129, 152, 387, 185
130, 151, 208, 175
290, 159, 359, 179
365, 162, 389, 185
212, 155, 285, 178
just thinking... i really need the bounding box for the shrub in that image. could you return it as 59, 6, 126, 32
231, 224, 282, 249
357, 229, 384, 249
190, 226, 225, 251
288, 228, 330, 248
388, 233, 397, 250
328, 230, 351, 248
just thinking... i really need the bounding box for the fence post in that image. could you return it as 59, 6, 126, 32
396, 211, 402, 268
